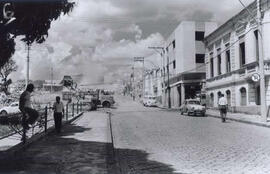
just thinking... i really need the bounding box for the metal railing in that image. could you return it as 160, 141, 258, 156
0, 102, 85, 145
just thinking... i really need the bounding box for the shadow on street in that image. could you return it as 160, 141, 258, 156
0, 122, 184, 174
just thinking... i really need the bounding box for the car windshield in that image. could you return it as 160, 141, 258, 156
187, 101, 200, 105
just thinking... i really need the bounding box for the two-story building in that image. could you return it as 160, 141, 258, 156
163, 21, 217, 108
205, 0, 270, 114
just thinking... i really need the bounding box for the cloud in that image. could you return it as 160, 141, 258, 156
10, 0, 254, 85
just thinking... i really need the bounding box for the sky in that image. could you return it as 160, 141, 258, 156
10, 0, 254, 85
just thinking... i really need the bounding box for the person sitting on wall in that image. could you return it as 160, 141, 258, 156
19, 83, 39, 130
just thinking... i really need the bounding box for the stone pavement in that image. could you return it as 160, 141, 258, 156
0, 111, 115, 174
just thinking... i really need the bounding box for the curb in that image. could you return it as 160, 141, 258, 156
106, 111, 122, 174
0, 112, 84, 159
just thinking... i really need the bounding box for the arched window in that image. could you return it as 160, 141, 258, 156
240, 87, 247, 106
226, 90, 231, 106
210, 93, 214, 107
217, 91, 222, 100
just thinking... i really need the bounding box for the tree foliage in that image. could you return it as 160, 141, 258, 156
0, 0, 75, 68
0, 58, 17, 94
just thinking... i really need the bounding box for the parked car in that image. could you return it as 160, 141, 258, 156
143, 96, 158, 107
180, 99, 206, 116
0, 102, 21, 116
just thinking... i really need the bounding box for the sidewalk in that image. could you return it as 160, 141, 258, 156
0, 111, 115, 174
158, 105, 270, 128
206, 109, 270, 128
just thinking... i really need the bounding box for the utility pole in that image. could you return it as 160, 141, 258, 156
257, 0, 267, 122
51, 66, 53, 93
26, 44, 30, 87
132, 66, 135, 101
166, 54, 171, 108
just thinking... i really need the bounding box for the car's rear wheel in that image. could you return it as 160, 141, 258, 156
0, 110, 7, 116
180, 109, 184, 115
102, 101, 111, 108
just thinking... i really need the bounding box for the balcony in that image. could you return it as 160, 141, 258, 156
206, 61, 259, 83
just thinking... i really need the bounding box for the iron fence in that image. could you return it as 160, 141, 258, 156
0, 102, 84, 145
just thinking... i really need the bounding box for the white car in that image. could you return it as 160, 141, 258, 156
0, 102, 21, 115
143, 96, 158, 107
180, 99, 206, 116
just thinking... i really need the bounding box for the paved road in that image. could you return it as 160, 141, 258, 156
0, 112, 114, 174
111, 95, 270, 174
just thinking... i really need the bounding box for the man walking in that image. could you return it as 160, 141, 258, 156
19, 83, 39, 130
53, 96, 64, 133
218, 94, 228, 122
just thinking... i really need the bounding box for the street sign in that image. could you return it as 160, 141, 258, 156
251, 73, 260, 82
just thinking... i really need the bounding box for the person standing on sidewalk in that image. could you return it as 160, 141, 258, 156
218, 94, 228, 122
19, 83, 39, 130
53, 96, 64, 133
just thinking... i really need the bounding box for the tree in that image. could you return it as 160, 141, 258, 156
0, 58, 17, 94
0, 0, 75, 68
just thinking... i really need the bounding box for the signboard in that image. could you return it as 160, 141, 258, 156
251, 73, 260, 82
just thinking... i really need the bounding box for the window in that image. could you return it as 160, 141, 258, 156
239, 42, 246, 67
240, 87, 247, 106
217, 54, 221, 75
210, 93, 214, 107
173, 60, 176, 69
196, 54, 205, 63
195, 31, 205, 41
254, 30, 259, 61
210, 53, 214, 78
166, 47, 169, 52
226, 90, 231, 106
226, 47, 231, 73
172, 40, 176, 49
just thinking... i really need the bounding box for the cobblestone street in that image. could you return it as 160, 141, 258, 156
112, 96, 270, 174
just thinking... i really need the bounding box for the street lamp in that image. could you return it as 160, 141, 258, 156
148, 47, 171, 108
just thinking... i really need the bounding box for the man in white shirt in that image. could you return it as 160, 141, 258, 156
218, 94, 228, 122
53, 96, 64, 133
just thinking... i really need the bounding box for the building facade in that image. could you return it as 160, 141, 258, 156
163, 21, 217, 108
205, 0, 270, 114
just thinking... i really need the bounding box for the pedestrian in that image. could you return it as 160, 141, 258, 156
19, 83, 39, 130
218, 94, 228, 122
53, 96, 64, 133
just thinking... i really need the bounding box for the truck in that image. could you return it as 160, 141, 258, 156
90, 89, 115, 108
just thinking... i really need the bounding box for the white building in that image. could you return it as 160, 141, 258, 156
163, 21, 217, 108
204, 0, 270, 114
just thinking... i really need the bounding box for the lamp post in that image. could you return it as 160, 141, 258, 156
148, 47, 171, 108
